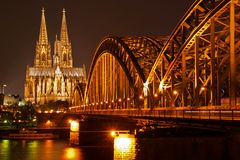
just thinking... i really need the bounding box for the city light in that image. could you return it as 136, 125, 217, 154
45, 120, 52, 128
143, 80, 149, 96
111, 131, 116, 137
159, 81, 163, 91
70, 120, 79, 132
46, 120, 51, 125
173, 90, 178, 95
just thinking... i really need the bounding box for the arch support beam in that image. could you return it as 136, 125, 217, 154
210, 20, 216, 106
230, 0, 236, 106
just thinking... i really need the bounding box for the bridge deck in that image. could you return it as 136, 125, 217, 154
72, 108, 240, 121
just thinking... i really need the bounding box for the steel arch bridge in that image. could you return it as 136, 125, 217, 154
72, 0, 240, 111
82, 36, 166, 110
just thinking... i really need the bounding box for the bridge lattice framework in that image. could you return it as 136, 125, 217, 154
72, 0, 240, 111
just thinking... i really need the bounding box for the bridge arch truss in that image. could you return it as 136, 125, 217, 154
147, 0, 240, 108
83, 36, 165, 110
72, 0, 240, 111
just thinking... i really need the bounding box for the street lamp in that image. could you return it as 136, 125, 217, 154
173, 90, 178, 95
201, 87, 205, 91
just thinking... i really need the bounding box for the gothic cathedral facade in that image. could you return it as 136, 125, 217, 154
24, 9, 86, 105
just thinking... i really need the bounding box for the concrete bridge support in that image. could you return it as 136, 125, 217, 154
78, 115, 137, 146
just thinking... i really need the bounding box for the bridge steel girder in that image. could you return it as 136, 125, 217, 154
84, 36, 164, 109
148, 0, 240, 108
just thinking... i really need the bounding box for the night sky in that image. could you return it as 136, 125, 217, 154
0, 0, 194, 96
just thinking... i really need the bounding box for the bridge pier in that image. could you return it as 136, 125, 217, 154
78, 115, 137, 146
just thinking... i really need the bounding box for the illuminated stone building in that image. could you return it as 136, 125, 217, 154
24, 9, 86, 105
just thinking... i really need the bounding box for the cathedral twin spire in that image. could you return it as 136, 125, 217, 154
34, 8, 72, 68
39, 8, 48, 45
60, 9, 69, 44
39, 8, 69, 45
25, 8, 85, 105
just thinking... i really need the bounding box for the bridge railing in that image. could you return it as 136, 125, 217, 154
74, 108, 240, 121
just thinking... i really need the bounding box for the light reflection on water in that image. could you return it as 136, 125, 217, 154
1, 134, 240, 160
114, 136, 136, 160
63, 147, 81, 159
0, 137, 136, 160
0, 139, 82, 160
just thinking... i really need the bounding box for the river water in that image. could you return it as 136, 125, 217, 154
0, 134, 239, 160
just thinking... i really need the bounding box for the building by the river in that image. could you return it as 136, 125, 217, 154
24, 8, 86, 105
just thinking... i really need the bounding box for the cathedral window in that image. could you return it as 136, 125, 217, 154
57, 79, 61, 93
63, 53, 67, 61
29, 82, 33, 95
42, 53, 46, 61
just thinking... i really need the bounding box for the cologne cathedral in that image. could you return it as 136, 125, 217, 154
24, 9, 86, 105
